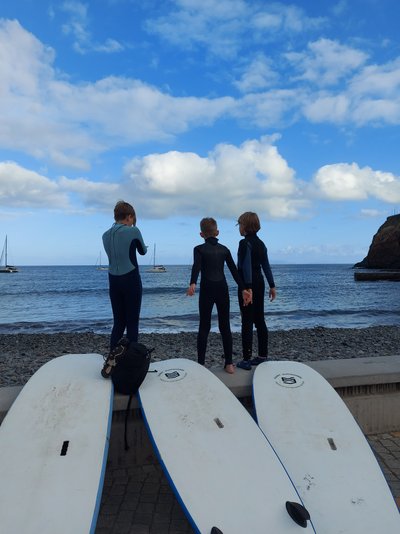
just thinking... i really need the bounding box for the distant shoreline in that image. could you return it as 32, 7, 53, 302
1, 325, 399, 388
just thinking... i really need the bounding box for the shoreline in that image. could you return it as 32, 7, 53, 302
1, 325, 400, 387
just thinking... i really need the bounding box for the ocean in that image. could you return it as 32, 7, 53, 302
0, 264, 399, 334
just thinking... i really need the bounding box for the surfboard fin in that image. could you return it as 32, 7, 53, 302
285, 501, 310, 528
210, 528, 223, 534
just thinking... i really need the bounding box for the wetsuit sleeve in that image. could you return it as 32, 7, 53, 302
237, 239, 253, 288
260, 243, 275, 288
132, 227, 147, 256
189, 247, 202, 285
225, 250, 245, 291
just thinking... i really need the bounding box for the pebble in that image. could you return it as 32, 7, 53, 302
1, 325, 399, 387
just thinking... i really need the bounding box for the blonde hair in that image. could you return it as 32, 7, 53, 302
200, 217, 218, 238
238, 212, 260, 233
114, 201, 136, 224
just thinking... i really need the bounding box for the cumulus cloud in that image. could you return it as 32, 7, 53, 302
0, 20, 233, 169
2, 137, 400, 220
2, 15, 400, 176
0, 162, 69, 208
312, 163, 400, 203
121, 136, 308, 219
0, 137, 307, 218
286, 38, 368, 86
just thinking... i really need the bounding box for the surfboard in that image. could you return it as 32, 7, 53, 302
138, 358, 316, 534
0, 353, 113, 534
253, 360, 400, 534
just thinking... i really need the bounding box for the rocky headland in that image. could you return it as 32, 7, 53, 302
354, 214, 400, 269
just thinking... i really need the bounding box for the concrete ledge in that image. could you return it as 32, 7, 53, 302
2, 356, 400, 434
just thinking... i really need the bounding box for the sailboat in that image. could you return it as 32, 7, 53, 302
0, 236, 18, 273
146, 244, 166, 273
95, 251, 108, 271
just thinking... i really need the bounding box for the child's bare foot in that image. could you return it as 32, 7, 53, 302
224, 364, 235, 374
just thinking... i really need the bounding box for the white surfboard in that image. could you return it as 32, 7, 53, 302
0, 353, 113, 534
138, 358, 316, 534
253, 361, 400, 534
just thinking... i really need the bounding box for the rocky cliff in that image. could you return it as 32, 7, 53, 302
354, 214, 400, 269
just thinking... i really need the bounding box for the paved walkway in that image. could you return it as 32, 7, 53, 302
95, 431, 400, 534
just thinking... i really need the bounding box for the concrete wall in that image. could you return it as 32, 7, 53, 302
1, 355, 400, 466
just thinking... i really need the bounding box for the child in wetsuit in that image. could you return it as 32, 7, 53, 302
187, 217, 251, 374
102, 201, 147, 351
236, 212, 276, 370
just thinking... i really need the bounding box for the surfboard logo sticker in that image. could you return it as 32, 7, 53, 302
274, 373, 304, 388
159, 368, 187, 382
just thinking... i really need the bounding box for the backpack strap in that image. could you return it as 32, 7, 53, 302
124, 394, 134, 451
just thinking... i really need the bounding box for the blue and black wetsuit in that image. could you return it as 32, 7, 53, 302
102, 223, 147, 350
237, 233, 275, 360
190, 237, 245, 366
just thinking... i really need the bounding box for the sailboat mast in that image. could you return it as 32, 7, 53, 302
5, 235, 7, 266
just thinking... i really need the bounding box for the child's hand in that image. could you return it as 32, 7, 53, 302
186, 283, 196, 296
242, 289, 252, 306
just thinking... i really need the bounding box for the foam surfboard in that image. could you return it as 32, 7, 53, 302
0, 353, 113, 534
138, 358, 316, 534
253, 360, 400, 534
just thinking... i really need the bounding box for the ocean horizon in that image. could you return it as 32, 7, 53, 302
0, 264, 399, 335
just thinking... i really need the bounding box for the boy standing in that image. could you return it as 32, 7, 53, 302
187, 218, 251, 374
236, 212, 276, 370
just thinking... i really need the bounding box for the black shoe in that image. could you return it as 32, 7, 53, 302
236, 360, 252, 371
250, 356, 267, 366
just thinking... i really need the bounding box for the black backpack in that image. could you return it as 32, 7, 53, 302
111, 339, 153, 395
101, 337, 154, 449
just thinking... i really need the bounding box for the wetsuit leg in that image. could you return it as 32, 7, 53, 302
109, 270, 142, 350
125, 269, 142, 344
197, 286, 214, 365
239, 289, 253, 360
252, 276, 268, 358
215, 282, 233, 365
109, 274, 127, 350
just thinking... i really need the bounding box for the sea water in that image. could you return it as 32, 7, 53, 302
0, 264, 399, 334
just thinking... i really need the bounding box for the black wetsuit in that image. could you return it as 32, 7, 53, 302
190, 237, 245, 366
237, 233, 275, 360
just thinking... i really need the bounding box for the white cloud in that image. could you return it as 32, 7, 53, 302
286, 38, 368, 86
234, 53, 279, 93
0, 162, 69, 208
350, 59, 400, 97
145, 1, 325, 59
303, 94, 350, 123
0, 20, 233, 169
276, 242, 364, 260
121, 136, 308, 219
360, 208, 386, 218
312, 163, 400, 203
234, 89, 303, 127
60, 1, 124, 54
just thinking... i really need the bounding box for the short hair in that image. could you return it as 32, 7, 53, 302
114, 200, 136, 224
200, 217, 218, 238
238, 212, 260, 233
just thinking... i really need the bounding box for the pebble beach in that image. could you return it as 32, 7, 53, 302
1, 325, 400, 387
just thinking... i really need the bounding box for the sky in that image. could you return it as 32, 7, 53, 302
1, 0, 400, 266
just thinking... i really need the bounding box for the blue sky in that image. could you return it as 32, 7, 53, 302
1, 0, 400, 266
